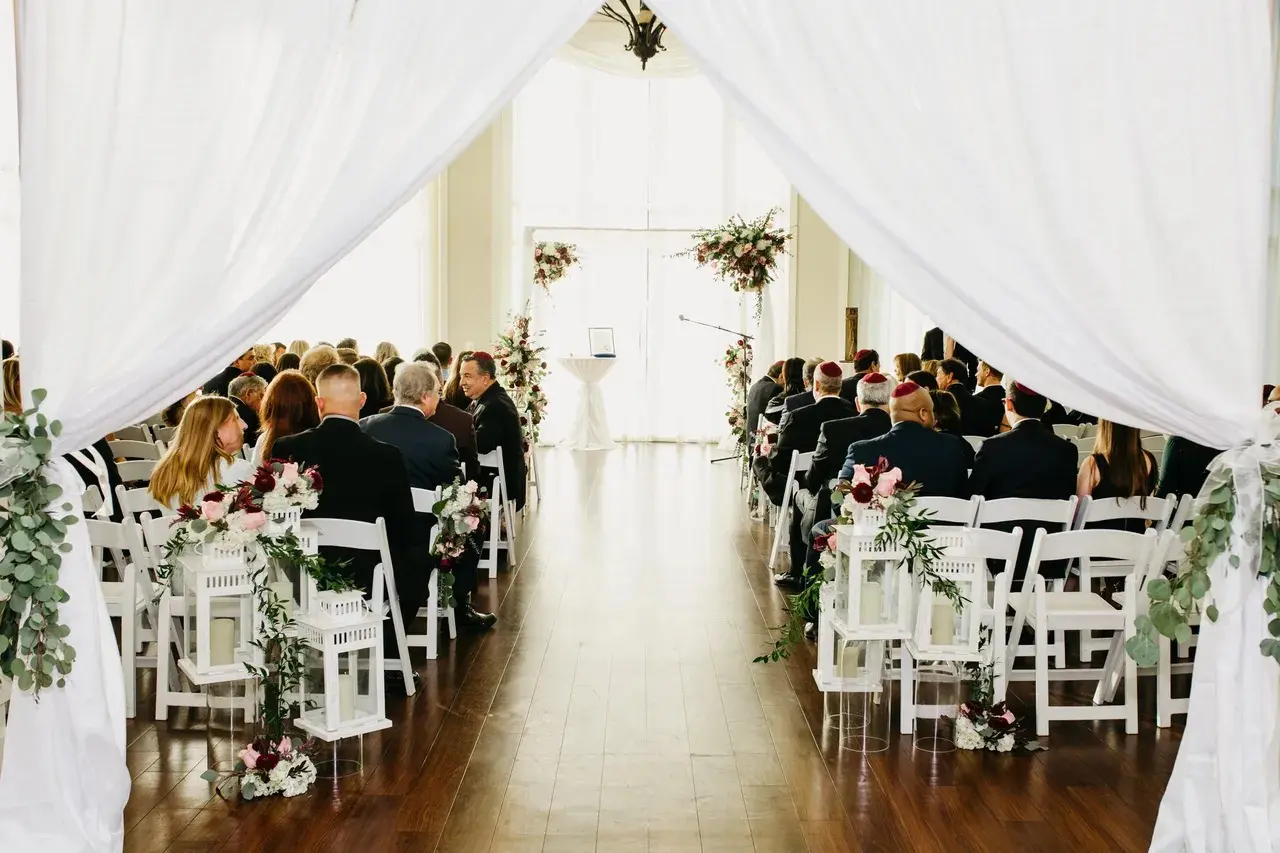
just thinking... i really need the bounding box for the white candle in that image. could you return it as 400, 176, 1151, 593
268, 581, 294, 620
338, 672, 357, 723
209, 618, 236, 666
931, 601, 956, 646
859, 581, 882, 624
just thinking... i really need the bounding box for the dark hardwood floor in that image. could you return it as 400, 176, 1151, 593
122, 444, 1181, 852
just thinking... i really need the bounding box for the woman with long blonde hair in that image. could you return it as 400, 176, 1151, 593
149, 396, 254, 509
2, 356, 20, 414
374, 341, 399, 363
253, 370, 320, 465
286, 339, 310, 359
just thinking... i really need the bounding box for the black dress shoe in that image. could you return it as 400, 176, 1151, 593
773, 572, 801, 589
457, 604, 497, 629
383, 669, 421, 696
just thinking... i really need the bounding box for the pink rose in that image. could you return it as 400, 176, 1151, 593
463, 514, 480, 531
277, 736, 293, 757
242, 511, 267, 531
238, 746, 259, 770
875, 467, 903, 496
201, 499, 226, 522
851, 465, 872, 486
1001, 710, 1015, 724
280, 462, 300, 486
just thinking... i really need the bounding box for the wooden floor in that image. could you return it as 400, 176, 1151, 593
123, 444, 1182, 852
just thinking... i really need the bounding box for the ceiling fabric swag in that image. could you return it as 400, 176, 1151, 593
1, 1, 600, 849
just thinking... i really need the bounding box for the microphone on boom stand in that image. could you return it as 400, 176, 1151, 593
678, 314, 754, 466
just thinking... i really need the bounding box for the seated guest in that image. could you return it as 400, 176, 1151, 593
936, 358, 1001, 437
975, 361, 1005, 406
921, 359, 940, 376
276, 351, 301, 372
375, 341, 400, 363
202, 348, 256, 397
162, 391, 198, 429
253, 369, 320, 465
251, 344, 273, 365
432, 341, 454, 380
251, 361, 277, 384
967, 383, 1077, 578
336, 337, 358, 352
1156, 436, 1221, 501
839, 349, 879, 404
747, 361, 784, 445
753, 361, 857, 509
461, 351, 527, 512
362, 363, 496, 629
227, 373, 267, 451
149, 396, 255, 509
784, 358, 823, 414
383, 356, 405, 389
272, 342, 286, 363
921, 328, 978, 383
273, 364, 430, 679
906, 369, 938, 391
443, 350, 473, 410
943, 335, 979, 388
336, 347, 360, 366
354, 357, 392, 419
929, 389, 974, 468
287, 339, 310, 358
893, 352, 922, 382
838, 382, 969, 497
1077, 419, 1159, 533
299, 344, 339, 386
778, 372, 892, 587
763, 357, 806, 424
1, 339, 12, 359
424, 360, 480, 482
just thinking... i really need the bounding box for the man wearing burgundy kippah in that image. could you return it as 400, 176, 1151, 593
839, 348, 880, 405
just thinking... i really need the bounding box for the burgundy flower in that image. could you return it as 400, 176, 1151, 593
177, 504, 200, 520
308, 468, 324, 492
255, 752, 279, 773
531, 385, 540, 393
253, 468, 276, 493
540, 362, 547, 369
519, 416, 528, 426
202, 490, 225, 504
851, 482, 874, 504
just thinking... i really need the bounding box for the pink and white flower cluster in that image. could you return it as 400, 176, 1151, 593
954, 701, 1019, 752
430, 479, 491, 609
174, 484, 268, 546
839, 456, 904, 513
254, 459, 322, 514
533, 241, 580, 294
754, 421, 778, 457
237, 736, 317, 799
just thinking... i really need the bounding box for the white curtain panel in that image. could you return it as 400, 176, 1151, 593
3, 1, 600, 850
654, 0, 1273, 450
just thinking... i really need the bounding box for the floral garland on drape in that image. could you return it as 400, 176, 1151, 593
677, 208, 791, 322
494, 306, 549, 452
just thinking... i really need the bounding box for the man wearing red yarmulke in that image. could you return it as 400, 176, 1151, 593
839, 348, 879, 404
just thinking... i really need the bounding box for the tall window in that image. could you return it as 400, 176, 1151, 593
512, 60, 790, 443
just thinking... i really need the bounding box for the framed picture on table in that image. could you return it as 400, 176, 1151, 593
588, 327, 616, 357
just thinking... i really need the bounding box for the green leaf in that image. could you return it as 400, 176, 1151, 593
1125, 633, 1160, 668
13, 564, 34, 583
199, 770, 219, 783
1207, 603, 1220, 622
1174, 623, 1193, 645
30, 388, 46, 405
1147, 577, 1172, 601
1149, 601, 1185, 640
1230, 555, 1242, 569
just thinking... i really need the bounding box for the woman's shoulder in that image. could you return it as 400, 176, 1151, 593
221, 456, 256, 485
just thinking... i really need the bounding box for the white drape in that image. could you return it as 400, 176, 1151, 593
654, 0, 1272, 450
2, 2, 600, 850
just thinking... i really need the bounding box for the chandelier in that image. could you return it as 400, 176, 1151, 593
598, 1, 667, 70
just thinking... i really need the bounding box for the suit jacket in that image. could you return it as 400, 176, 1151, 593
784, 390, 815, 414
231, 395, 261, 452
803, 407, 891, 523
948, 384, 1002, 437
429, 401, 479, 483
839, 421, 969, 498
921, 327, 945, 361
471, 383, 527, 510
746, 377, 779, 438
976, 384, 1005, 407
966, 418, 1078, 578
1156, 436, 1221, 500
361, 406, 461, 492
202, 364, 242, 398
838, 371, 869, 406
756, 395, 857, 505
273, 417, 427, 592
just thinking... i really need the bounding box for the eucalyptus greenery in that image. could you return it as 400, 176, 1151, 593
0, 389, 79, 698
1127, 461, 1280, 667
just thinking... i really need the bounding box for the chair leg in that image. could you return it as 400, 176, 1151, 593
426, 573, 439, 661
121, 567, 138, 720
899, 643, 914, 735
1054, 629, 1066, 669
767, 486, 791, 571
1156, 633, 1173, 728
155, 593, 172, 721
1034, 583, 1050, 738
1124, 607, 1139, 735
380, 568, 417, 696
487, 494, 500, 579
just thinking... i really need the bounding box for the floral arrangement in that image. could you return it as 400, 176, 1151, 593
228, 735, 318, 799
754, 421, 778, 457
0, 389, 78, 697
173, 484, 268, 546
721, 338, 752, 448
533, 241, 580, 295
842, 458, 904, 510
253, 460, 322, 513
431, 478, 491, 608
677, 208, 792, 321
950, 642, 1042, 753
494, 308, 550, 451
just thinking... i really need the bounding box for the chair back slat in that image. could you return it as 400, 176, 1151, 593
1074, 496, 1173, 530
153, 425, 178, 443
116, 459, 157, 484
112, 425, 151, 443
411, 487, 442, 515
975, 497, 1077, 527
107, 439, 163, 461
916, 496, 981, 527
115, 484, 170, 517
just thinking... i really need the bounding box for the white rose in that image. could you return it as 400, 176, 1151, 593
733, 244, 748, 257
756, 239, 768, 250
995, 734, 1015, 753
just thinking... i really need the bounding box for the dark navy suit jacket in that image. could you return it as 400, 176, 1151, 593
361, 405, 461, 491
838, 421, 969, 498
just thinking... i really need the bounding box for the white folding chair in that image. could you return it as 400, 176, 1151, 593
768, 450, 812, 570
116, 459, 157, 484
112, 424, 152, 443
1071, 435, 1094, 452
478, 447, 518, 577
153, 425, 178, 443
999, 528, 1158, 737
915, 495, 982, 527
82, 485, 105, 517
409, 487, 457, 660
1141, 435, 1169, 457
1071, 495, 1174, 662
1078, 424, 1098, 440
1144, 530, 1196, 727
1052, 424, 1082, 439
85, 515, 158, 718
526, 445, 542, 510
107, 439, 163, 461
115, 483, 172, 519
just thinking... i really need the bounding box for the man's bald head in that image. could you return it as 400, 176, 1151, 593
889, 381, 934, 428
315, 363, 365, 420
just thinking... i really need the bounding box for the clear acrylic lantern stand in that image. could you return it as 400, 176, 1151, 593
206, 679, 258, 798
826, 638, 893, 753
911, 660, 962, 753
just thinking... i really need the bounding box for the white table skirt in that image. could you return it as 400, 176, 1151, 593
557, 357, 618, 451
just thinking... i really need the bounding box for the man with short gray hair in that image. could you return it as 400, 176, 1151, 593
227, 372, 267, 450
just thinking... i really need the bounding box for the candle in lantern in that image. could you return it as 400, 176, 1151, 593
338, 671, 357, 722
859, 581, 882, 624
930, 600, 956, 646
209, 618, 236, 666
268, 581, 294, 620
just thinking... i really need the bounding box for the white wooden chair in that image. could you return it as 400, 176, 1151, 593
116, 459, 157, 484
1078, 424, 1098, 440
115, 483, 171, 518
82, 485, 105, 517
1141, 434, 1168, 456
997, 528, 1158, 737
107, 439, 163, 461
153, 425, 178, 443
86, 515, 158, 718
308, 517, 416, 696
1146, 529, 1196, 727
478, 447, 518, 577
1052, 424, 1081, 439
526, 445, 542, 510
112, 424, 152, 443
915, 495, 982, 527
409, 487, 457, 660
767, 449, 813, 570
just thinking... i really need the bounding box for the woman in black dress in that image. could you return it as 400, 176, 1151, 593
1077, 420, 1158, 533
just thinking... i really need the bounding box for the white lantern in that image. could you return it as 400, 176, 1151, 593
908, 531, 985, 660
832, 525, 911, 635
266, 507, 303, 536
178, 545, 262, 683
294, 608, 391, 741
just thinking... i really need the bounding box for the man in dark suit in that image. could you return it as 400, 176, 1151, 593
967, 382, 1078, 581
273, 364, 430, 685
937, 358, 1001, 437
746, 361, 783, 450
776, 372, 892, 587
753, 362, 857, 508
921, 329, 978, 387
839, 382, 970, 497
405, 351, 481, 481
461, 351, 527, 512
228, 373, 265, 452
361, 361, 494, 629
783, 358, 822, 414
975, 361, 1006, 408
202, 348, 256, 397
839, 349, 879, 405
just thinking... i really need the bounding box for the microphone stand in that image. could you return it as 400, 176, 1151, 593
678, 315, 755, 468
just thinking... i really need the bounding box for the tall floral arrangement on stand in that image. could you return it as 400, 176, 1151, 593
721, 338, 753, 450
677, 208, 792, 321
533, 241, 580, 295
432, 479, 491, 607
494, 306, 549, 453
